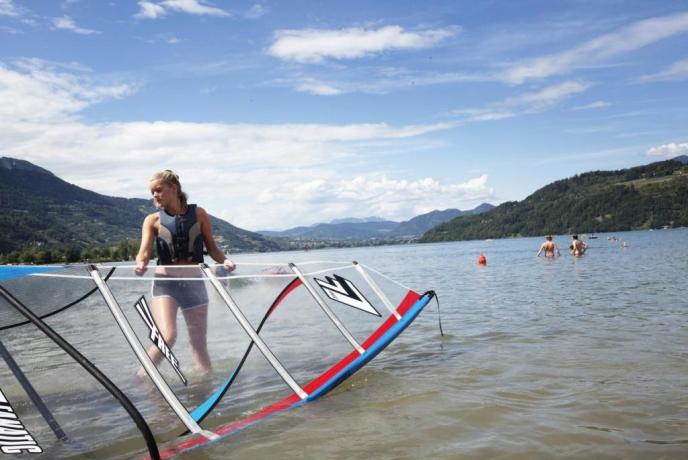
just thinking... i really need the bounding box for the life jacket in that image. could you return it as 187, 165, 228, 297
155, 204, 204, 264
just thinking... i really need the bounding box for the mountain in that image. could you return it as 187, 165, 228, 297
259, 220, 400, 240
258, 204, 494, 240
420, 159, 688, 242
389, 204, 495, 237
328, 216, 387, 224
673, 154, 688, 165
0, 157, 279, 255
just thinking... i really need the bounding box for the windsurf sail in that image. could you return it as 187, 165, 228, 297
0, 272, 160, 459
0, 260, 433, 459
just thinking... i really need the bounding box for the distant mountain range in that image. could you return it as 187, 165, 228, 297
258, 203, 494, 240
328, 216, 388, 224
421, 157, 688, 242
0, 157, 279, 255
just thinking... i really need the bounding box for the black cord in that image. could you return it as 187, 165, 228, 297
434, 291, 444, 337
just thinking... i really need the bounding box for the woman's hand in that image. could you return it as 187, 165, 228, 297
223, 259, 236, 272
135, 260, 148, 276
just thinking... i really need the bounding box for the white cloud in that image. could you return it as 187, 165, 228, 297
505, 81, 588, 106
135, 1, 167, 19
52, 16, 100, 35
162, 0, 229, 16
0, 59, 460, 229
503, 12, 688, 84
646, 142, 688, 158
296, 79, 342, 96
0, 59, 133, 122
572, 100, 610, 111
276, 69, 491, 96
268, 25, 458, 63
0, 25, 21, 34
0, 0, 19, 16
456, 81, 589, 122
3, 120, 460, 229
135, 0, 229, 19
637, 58, 688, 82
245, 4, 266, 19
253, 174, 494, 228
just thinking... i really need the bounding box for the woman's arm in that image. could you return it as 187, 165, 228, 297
198, 207, 236, 271
135, 213, 156, 275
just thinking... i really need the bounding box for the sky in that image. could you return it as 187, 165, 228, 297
1, 1, 687, 231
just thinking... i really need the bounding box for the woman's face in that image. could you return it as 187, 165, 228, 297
149, 179, 176, 209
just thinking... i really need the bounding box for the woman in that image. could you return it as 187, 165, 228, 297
135, 170, 235, 374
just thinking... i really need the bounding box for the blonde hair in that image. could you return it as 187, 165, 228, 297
150, 169, 188, 208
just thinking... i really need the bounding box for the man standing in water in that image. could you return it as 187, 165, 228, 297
570, 234, 587, 256
536, 234, 560, 258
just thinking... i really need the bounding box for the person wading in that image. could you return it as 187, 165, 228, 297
135, 170, 235, 375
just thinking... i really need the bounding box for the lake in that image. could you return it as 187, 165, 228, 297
202, 228, 688, 460
1, 228, 687, 459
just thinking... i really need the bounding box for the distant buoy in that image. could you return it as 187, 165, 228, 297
478, 254, 487, 265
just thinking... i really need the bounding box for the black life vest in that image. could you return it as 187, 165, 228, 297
155, 204, 204, 265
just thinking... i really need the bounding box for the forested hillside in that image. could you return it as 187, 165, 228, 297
0, 157, 278, 262
421, 159, 688, 242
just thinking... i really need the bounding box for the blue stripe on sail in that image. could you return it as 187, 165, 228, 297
305, 292, 432, 402
0, 266, 61, 282
190, 368, 240, 422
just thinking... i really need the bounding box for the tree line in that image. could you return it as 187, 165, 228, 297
0, 239, 141, 265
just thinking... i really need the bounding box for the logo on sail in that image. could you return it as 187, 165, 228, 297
134, 296, 187, 385
0, 387, 42, 454
314, 274, 380, 316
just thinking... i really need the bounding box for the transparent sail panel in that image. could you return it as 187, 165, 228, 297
0, 261, 421, 457
0, 324, 149, 459
0, 265, 107, 330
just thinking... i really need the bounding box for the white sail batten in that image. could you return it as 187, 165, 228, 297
353, 262, 401, 320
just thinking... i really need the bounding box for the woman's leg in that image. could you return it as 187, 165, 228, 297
147, 296, 179, 365
181, 305, 211, 373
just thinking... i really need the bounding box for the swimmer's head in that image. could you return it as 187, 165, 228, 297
545, 235, 552, 241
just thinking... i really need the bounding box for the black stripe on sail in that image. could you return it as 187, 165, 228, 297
0, 286, 160, 460
0, 267, 117, 331
134, 296, 187, 385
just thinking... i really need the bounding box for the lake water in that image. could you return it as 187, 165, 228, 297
200, 229, 688, 460
2, 228, 687, 459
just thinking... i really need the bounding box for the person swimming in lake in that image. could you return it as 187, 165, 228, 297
569, 234, 587, 257
135, 170, 236, 375
536, 234, 560, 258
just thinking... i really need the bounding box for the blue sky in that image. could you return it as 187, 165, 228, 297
1, 1, 687, 230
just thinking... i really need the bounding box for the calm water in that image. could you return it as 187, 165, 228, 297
3, 229, 688, 459
182, 228, 687, 460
